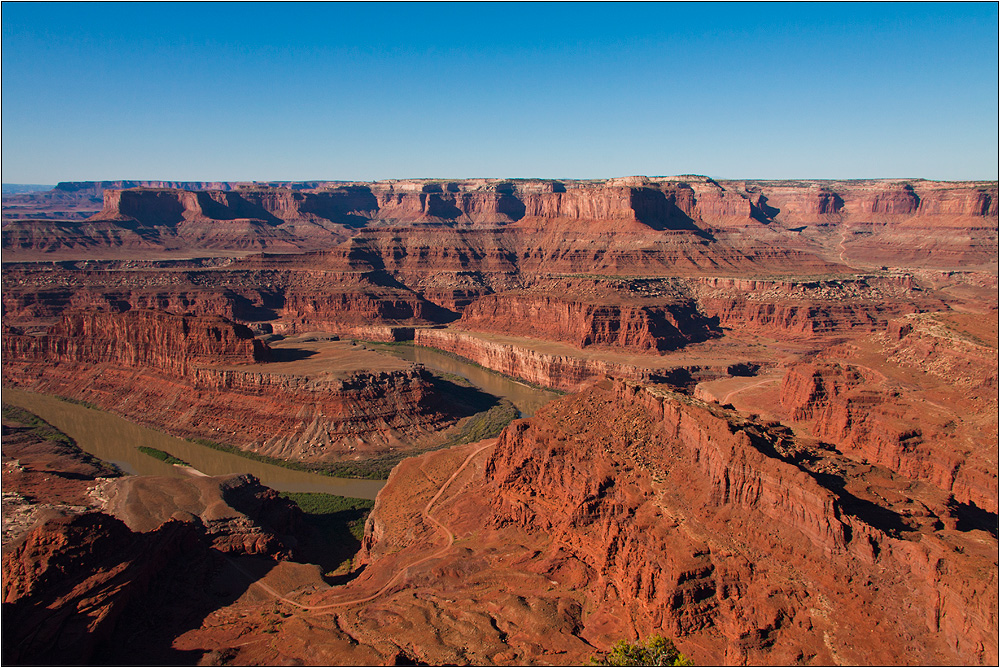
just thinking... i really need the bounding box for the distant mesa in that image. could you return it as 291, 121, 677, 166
2, 176, 995, 269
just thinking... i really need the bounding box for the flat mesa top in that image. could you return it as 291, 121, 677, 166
216, 335, 414, 378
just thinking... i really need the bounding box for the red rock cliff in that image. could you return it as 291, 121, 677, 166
475, 380, 998, 663
2, 309, 269, 375
458, 293, 719, 352
780, 361, 997, 513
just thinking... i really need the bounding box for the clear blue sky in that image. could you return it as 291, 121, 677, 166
2, 2, 997, 183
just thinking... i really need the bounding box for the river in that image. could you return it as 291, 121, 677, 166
2, 344, 560, 498
372, 342, 560, 417
3, 388, 387, 499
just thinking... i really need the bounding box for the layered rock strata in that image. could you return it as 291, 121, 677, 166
691, 275, 946, 340
2, 310, 460, 461
412, 328, 723, 392
781, 359, 997, 514
196, 380, 996, 665
5, 178, 994, 270
1, 475, 305, 665
3, 309, 269, 374
458, 293, 720, 352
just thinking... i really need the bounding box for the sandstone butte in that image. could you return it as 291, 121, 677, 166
1, 175, 997, 666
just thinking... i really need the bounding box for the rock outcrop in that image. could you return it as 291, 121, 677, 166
692, 275, 944, 340
780, 359, 998, 514
478, 381, 997, 664
103, 473, 303, 557
5, 178, 994, 269
3, 309, 269, 375
458, 292, 720, 352
219, 380, 996, 665
1, 473, 306, 665
2, 512, 209, 664
1, 402, 313, 666
2, 174, 996, 666
413, 328, 723, 392
2, 310, 462, 461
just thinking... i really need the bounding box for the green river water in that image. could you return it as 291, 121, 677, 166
2, 345, 559, 499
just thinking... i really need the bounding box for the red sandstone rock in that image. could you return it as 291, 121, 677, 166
103, 473, 303, 557
412, 328, 720, 392
458, 292, 719, 352
1, 512, 207, 664
2, 310, 461, 461
780, 361, 997, 513
1, 474, 306, 665
6, 178, 993, 268
207, 381, 995, 665
1, 175, 996, 666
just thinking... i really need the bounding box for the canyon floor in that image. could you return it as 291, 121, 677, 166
2, 176, 997, 665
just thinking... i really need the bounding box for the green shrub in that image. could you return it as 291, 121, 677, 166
591, 635, 693, 667
137, 446, 192, 467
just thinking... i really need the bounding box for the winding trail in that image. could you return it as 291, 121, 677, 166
232, 441, 495, 612
836, 224, 871, 271
837, 226, 852, 266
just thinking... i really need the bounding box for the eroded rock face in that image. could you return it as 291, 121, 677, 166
692, 275, 944, 340
103, 473, 302, 557
2, 513, 208, 665
459, 293, 720, 352
1, 175, 996, 666
5, 178, 995, 268
2, 309, 460, 461
1, 475, 306, 665
413, 328, 720, 392
780, 360, 998, 514
3, 309, 269, 374
1, 405, 310, 667
222, 381, 995, 666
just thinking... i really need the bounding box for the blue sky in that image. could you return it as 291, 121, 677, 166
2, 2, 997, 182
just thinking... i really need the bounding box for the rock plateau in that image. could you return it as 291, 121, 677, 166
1, 175, 996, 666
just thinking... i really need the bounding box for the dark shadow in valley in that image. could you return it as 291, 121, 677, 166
753, 195, 780, 221
227, 289, 286, 321
267, 347, 319, 363
196, 191, 282, 225
10, 527, 274, 667
292, 508, 372, 585
429, 375, 503, 417
497, 193, 526, 221
425, 195, 464, 220
646, 368, 695, 392
807, 470, 912, 537
362, 270, 461, 324
949, 499, 998, 538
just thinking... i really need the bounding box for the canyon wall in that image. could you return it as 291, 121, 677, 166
5, 178, 994, 269
3, 310, 269, 375
780, 361, 997, 513
412, 328, 722, 392
691, 275, 944, 339
1, 474, 304, 665
2, 310, 461, 461
479, 381, 997, 664
458, 293, 720, 352
345, 380, 997, 665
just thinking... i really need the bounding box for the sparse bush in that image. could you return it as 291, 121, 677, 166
591, 635, 693, 667
137, 445, 191, 467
